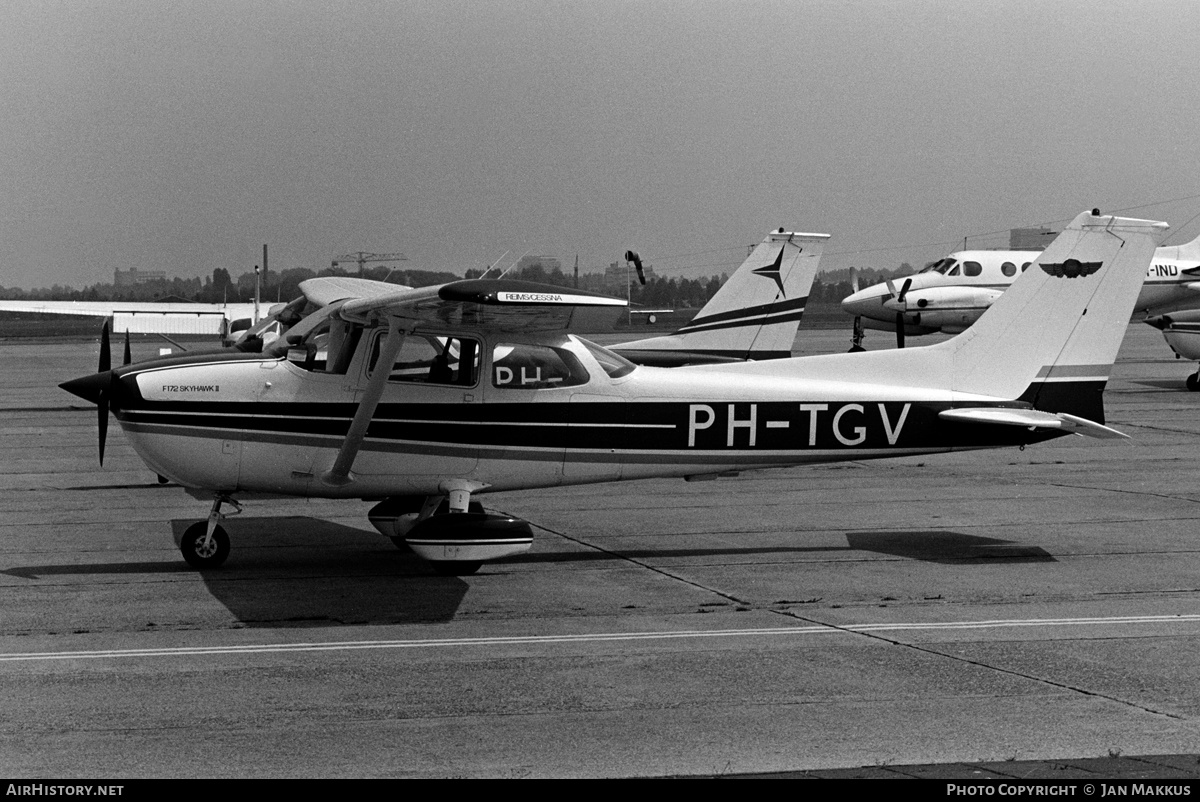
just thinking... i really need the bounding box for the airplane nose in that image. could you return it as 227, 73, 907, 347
841, 289, 885, 316
60, 370, 112, 406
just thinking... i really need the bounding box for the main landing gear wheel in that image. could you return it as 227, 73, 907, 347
429, 561, 483, 577
180, 521, 230, 568
1187, 372, 1199, 392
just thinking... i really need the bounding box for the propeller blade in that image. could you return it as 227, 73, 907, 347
123, 330, 131, 366
885, 278, 899, 299
99, 322, 111, 373
97, 389, 109, 466
897, 278, 912, 303
895, 312, 906, 349
849, 266, 859, 294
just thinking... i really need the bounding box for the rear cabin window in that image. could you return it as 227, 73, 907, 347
1001, 262, 1017, 277
492, 343, 589, 389
370, 334, 480, 386
1021, 262, 1032, 272
962, 261, 983, 277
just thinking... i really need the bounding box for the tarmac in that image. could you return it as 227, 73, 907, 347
2, 322, 1200, 778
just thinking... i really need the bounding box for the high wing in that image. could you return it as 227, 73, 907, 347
338, 278, 626, 332
614, 229, 829, 365
320, 278, 626, 485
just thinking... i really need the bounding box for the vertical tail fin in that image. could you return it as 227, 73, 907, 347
945, 210, 1169, 418
615, 229, 829, 365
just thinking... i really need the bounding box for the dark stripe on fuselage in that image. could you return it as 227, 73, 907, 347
117, 396, 1063, 455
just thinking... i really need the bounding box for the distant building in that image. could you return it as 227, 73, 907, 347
605, 261, 657, 293
1010, 227, 1058, 250
114, 268, 168, 286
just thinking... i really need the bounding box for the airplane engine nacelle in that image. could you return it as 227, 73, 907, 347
898, 286, 1004, 332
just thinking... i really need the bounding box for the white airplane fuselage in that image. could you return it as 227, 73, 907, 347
110, 330, 1047, 502
842, 243, 1200, 335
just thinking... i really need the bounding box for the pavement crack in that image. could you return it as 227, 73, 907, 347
523, 518, 752, 606
768, 608, 1185, 721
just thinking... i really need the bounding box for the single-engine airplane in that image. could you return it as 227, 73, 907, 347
841, 232, 1200, 348
61, 210, 1167, 576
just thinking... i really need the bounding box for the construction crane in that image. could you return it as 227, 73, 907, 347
331, 251, 408, 277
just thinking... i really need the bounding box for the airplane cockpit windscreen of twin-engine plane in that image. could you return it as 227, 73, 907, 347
920, 258, 958, 275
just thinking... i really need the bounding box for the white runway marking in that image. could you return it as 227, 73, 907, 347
4, 614, 1199, 663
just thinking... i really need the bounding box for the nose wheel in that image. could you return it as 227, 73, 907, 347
180, 495, 239, 568
849, 316, 866, 352
181, 521, 230, 568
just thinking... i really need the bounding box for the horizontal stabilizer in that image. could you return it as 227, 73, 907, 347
938, 408, 1128, 439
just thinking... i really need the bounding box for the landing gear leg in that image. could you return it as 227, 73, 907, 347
850, 316, 865, 353
180, 495, 240, 568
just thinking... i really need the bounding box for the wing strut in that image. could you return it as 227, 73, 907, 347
322, 322, 407, 486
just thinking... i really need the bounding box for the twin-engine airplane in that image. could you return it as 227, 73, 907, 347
840, 232, 1200, 348
1144, 310, 1200, 390
61, 211, 1167, 575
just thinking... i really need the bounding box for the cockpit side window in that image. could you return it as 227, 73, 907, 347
368, 334, 480, 386
492, 343, 589, 389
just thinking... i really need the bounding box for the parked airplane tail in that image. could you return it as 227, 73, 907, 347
710, 211, 1167, 428
1152, 230, 1200, 264
942, 210, 1168, 420
614, 229, 829, 365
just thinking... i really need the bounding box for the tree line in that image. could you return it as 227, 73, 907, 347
0, 260, 917, 308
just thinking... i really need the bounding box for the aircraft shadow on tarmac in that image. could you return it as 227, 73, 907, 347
1129, 378, 1190, 390
844, 530, 1055, 564
497, 529, 1054, 565
164, 516, 474, 626
2, 523, 1052, 627
2, 516, 471, 628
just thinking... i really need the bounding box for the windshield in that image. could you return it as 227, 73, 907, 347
576, 337, 636, 379
265, 302, 342, 357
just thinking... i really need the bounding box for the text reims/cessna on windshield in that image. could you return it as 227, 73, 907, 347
62, 212, 1167, 575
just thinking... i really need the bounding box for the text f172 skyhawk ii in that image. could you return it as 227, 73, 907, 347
61, 212, 1167, 575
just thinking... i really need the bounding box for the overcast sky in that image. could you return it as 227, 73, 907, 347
4, 0, 1200, 290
